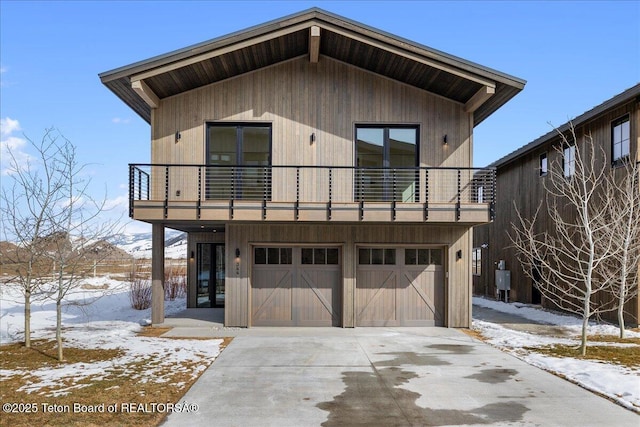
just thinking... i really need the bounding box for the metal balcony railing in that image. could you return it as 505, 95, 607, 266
129, 164, 496, 221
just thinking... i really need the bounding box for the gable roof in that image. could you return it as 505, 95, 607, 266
491, 83, 640, 169
99, 7, 525, 126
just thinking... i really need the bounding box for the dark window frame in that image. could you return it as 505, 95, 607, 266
472, 248, 482, 276
539, 152, 548, 176
354, 124, 420, 202
563, 144, 575, 178
611, 115, 630, 166
358, 247, 397, 265
254, 247, 292, 265
206, 122, 273, 166
206, 122, 273, 200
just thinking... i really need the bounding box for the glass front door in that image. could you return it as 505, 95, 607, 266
196, 243, 225, 307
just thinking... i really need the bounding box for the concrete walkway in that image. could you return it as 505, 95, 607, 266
161, 322, 638, 426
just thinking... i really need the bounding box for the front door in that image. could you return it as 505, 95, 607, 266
196, 243, 225, 308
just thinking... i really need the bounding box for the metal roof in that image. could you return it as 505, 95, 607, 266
491, 83, 640, 169
99, 8, 526, 125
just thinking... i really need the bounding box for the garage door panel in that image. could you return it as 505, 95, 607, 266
356, 269, 398, 326
356, 247, 445, 327
251, 247, 341, 327
252, 269, 293, 325
298, 269, 341, 326
403, 268, 444, 326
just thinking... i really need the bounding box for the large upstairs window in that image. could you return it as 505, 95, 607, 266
355, 125, 418, 202
206, 123, 271, 199
612, 116, 630, 165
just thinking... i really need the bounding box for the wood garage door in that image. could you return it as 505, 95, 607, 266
251, 247, 342, 326
356, 247, 444, 326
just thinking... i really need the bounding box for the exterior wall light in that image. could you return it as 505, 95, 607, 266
235, 248, 241, 258
443, 134, 448, 145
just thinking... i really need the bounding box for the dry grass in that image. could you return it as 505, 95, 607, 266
524, 335, 640, 368
470, 326, 640, 369
0, 336, 228, 427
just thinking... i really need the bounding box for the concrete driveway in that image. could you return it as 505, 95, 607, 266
162, 327, 638, 426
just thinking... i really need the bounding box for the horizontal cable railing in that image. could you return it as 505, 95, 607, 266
129, 164, 495, 219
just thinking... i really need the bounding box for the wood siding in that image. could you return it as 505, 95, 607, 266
223, 223, 472, 328
149, 56, 472, 203
474, 98, 640, 325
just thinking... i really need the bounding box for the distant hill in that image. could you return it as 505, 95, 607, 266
1, 230, 187, 262
109, 229, 187, 259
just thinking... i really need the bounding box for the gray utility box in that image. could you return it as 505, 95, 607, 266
496, 270, 511, 291
495, 270, 511, 302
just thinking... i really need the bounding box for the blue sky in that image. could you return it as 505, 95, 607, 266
1, 1, 639, 233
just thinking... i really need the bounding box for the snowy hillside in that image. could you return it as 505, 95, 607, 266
110, 229, 187, 259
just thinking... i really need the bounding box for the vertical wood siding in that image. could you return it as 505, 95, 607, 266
150, 56, 472, 203
224, 223, 471, 328
475, 100, 639, 325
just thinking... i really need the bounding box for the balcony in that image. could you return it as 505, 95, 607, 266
129, 164, 495, 224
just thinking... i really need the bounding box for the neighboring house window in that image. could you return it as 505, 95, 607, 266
206, 123, 271, 200
472, 248, 482, 276
563, 145, 575, 177
477, 185, 484, 203
539, 152, 548, 176
355, 125, 418, 202
612, 116, 630, 165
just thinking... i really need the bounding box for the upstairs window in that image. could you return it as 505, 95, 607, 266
563, 145, 575, 177
612, 116, 630, 165
539, 152, 548, 176
355, 126, 418, 202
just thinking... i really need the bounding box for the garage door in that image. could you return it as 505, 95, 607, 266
356, 247, 444, 326
251, 247, 342, 326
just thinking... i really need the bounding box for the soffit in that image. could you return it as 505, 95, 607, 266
99, 8, 525, 126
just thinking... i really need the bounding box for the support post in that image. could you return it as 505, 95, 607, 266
152, 223, 165, 324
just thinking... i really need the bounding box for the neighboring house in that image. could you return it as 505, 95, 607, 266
100, 8, 524, 327
474, 84, 640, 325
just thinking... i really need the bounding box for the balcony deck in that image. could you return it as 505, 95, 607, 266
129, 164, 495, 225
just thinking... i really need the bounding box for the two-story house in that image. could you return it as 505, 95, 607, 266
474, 84, 640, 325
100, 8, 525, 327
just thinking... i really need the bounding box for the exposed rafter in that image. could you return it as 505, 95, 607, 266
309, 25, 320, 63
465, 86, 495, 113
131, 79, 159, 109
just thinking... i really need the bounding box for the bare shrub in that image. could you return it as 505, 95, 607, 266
128, 261, 151, 310
165, 265, 186, 301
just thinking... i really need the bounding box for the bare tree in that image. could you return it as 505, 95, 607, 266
1, 129, 68, 348
600, 160, 640, 338
510, 124, 617, 356
41, 135, 120, 361
1, 128, 120, 359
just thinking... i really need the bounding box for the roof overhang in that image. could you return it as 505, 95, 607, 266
99, 8, 525, 126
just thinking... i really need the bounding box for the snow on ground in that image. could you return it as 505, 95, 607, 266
472, 296, 640, 413
0, 277, 221, 397
2, 282, 637, 410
